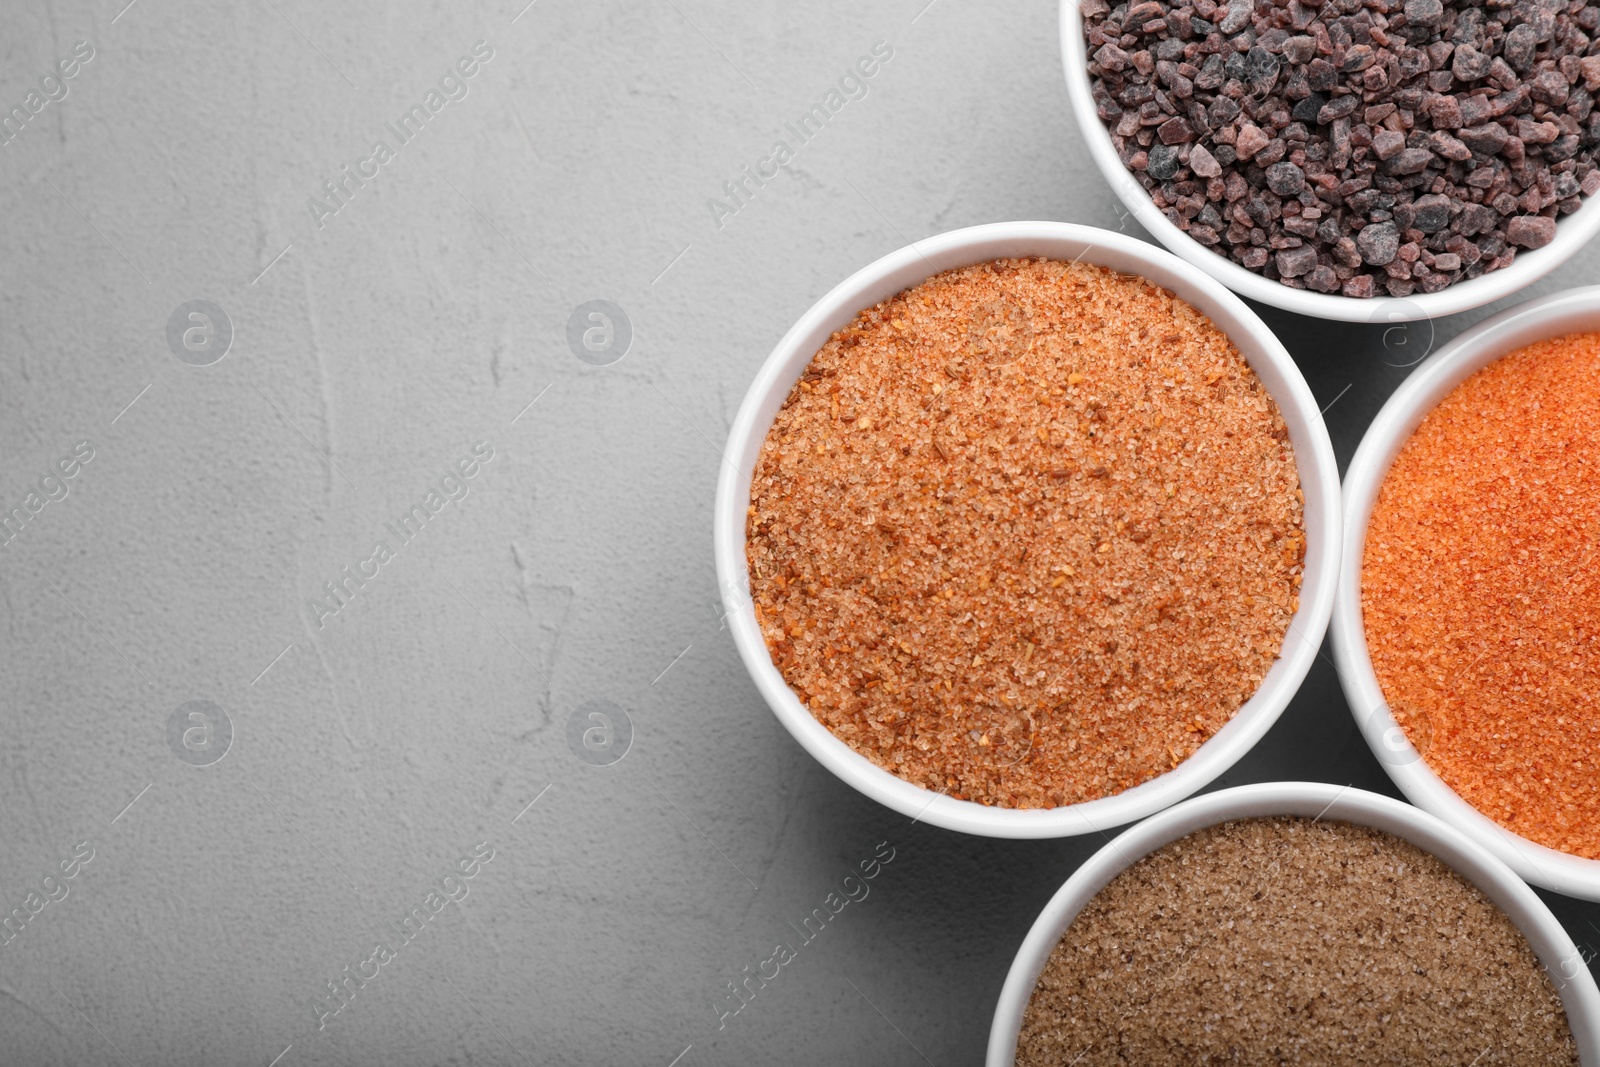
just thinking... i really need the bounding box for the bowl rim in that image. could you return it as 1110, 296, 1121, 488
986, 781, 1600, 1066
713, 220, 1341, 839
1057, 0, 1600, 324
1330, 284, 1600, 899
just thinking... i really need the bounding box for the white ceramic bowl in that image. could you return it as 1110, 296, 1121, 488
1332, 285, 1600, 899
714, 221, 1341, 838
1059, 1, 1600, 323
988, 782, 1600, 1065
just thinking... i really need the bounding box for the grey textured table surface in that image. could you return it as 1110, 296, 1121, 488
3, 2, 1599, 1064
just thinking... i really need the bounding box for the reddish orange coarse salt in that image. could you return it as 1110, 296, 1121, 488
746, 258, 1304, 808
1364, 331, 1600, 859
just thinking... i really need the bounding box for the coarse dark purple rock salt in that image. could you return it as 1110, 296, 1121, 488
1083, 0, 1600, 297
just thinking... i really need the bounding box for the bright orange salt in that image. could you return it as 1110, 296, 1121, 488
1363, 331, 1600, 859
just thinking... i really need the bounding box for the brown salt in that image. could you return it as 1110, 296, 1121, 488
1364, 331, 1600, 858
746, 258, 1303, 807
1017, 817, 1577, 1066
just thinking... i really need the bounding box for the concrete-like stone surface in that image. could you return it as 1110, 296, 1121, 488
2, 1, 1597, 1064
